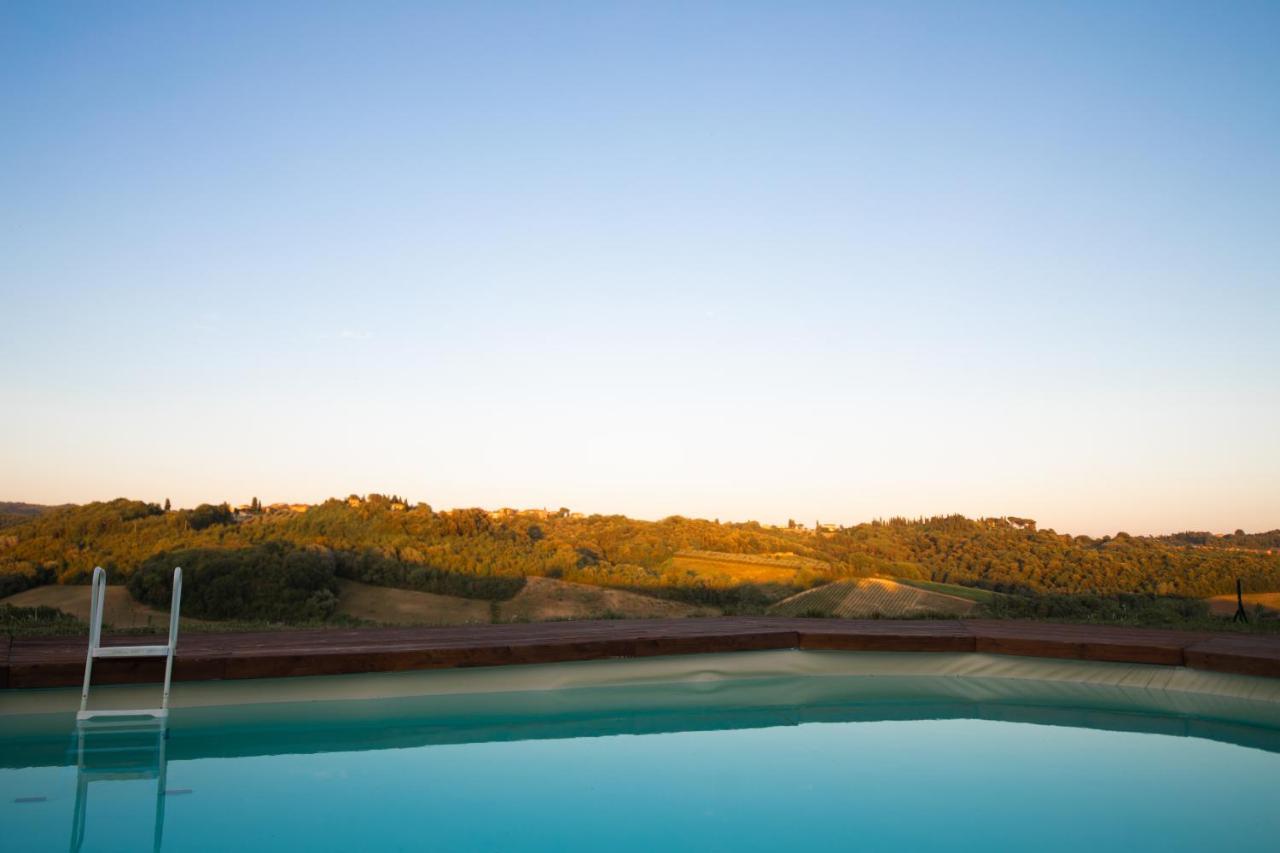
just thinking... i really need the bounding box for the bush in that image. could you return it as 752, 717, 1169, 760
983, 592, 1211, 625
0, 571, 35, 598
128, 542, 340, 621
0, 604, 84, 636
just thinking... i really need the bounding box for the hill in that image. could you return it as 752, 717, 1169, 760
0, 501, 67, 530
0, 497, 1277, 624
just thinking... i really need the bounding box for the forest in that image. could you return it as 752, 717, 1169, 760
0, 496, 1277, 621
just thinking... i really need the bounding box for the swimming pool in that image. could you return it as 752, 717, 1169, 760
4, 650, 1279, 851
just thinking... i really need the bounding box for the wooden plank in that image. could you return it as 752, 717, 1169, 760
965, 620, 1204, 666
1184, 636, 1280, 679
795, 619, 976, 653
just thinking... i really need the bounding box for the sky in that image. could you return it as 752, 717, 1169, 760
2, 2, 1277, 536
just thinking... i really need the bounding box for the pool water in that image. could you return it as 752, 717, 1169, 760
3, 651, 1279, 852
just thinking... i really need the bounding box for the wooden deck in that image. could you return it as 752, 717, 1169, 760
4, 618, 1280, 690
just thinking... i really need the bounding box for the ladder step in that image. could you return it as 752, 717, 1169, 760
77, 769, 162, 781
78, 742, 162, 753
77, 709, 169, 724
93, 645, 172, 659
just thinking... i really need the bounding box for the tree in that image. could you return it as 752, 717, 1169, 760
163, 498, 171, 512
187, 503, 233, 531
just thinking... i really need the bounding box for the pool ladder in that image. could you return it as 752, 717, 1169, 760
78, 565, 182, 723
71, 565, 182, 852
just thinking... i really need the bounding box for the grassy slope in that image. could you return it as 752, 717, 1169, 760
336, 578, 492, 626
4, 584, 176, 630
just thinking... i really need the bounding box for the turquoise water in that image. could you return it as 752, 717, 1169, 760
4, 660, 1280, 852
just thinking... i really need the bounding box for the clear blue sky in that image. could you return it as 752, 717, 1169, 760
2, 2, 1277, 535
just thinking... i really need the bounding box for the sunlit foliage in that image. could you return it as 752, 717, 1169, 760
0, 500, 1277, 614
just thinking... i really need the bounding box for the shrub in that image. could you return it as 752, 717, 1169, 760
0, 603, 84, 635
0, 571, 35, 598
983, 592, 1211, 625
128, 542, 339, 621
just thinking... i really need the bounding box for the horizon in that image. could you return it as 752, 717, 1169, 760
3, 492, 1274, 540
3, 3, 1278, 538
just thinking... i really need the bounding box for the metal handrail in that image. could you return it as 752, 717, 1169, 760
163, 566, 182, 708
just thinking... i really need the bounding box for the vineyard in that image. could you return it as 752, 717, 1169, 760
769, 578, 976, 618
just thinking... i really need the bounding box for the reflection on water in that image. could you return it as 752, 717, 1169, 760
4, 670, 1280, 852
70, 722, 171, 852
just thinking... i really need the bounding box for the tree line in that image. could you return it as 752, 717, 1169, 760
0, 499, 1277, 610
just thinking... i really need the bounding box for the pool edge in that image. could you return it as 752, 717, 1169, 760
5, 617, 1280, 689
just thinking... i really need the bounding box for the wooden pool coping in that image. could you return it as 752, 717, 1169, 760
4, 618, 1280, 690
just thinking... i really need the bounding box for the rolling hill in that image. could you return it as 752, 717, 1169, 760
1, 497, 1278, 631
0, 501, 67, 530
